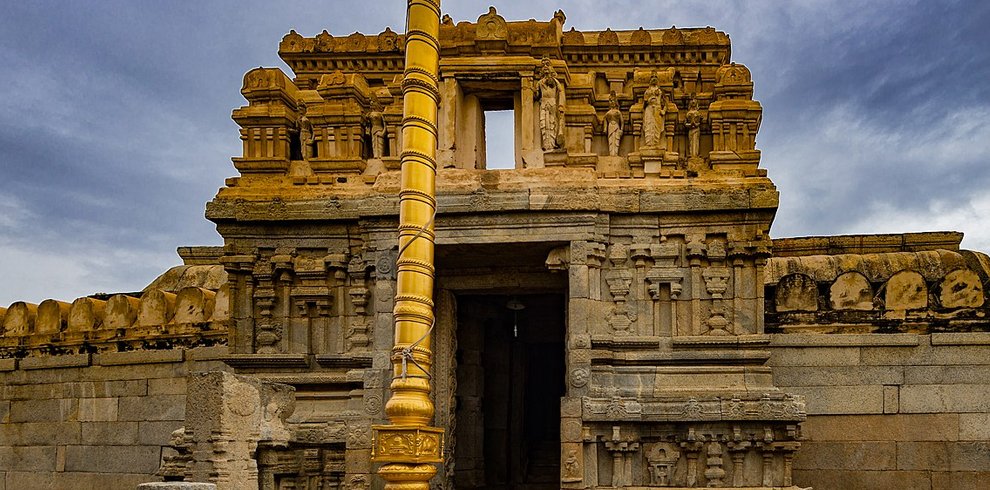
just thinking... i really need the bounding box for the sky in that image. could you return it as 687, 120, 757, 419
1, 0, 989, 305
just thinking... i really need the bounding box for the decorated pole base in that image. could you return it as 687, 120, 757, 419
377, 463, 438, 490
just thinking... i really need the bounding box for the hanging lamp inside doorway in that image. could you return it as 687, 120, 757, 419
506, 296, 525, 337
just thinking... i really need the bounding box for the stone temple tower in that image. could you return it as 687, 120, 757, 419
212, 7, 804, 488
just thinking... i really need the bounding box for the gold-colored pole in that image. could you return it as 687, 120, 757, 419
371, 0, 443, 488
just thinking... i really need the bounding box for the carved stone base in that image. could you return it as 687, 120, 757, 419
598, 155, 627, 175
687, 156, 707, 175
544, 149, 569, 166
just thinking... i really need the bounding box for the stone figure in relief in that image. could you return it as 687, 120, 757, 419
297, 102, 314, 161
535, 57, 565, 151
366, 96, 386, 158
685, 96, 704, 158
603, 91, 623, 156
641, 73, 667, 150
562, 449, 582, 482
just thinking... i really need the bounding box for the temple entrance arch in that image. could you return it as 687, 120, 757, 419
432, 242, 568, 489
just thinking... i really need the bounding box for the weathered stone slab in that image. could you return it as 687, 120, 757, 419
899, 384, 990, 413
118, 394, 185, 421
896, 441, 950, 470
64, 444, 161, 474
768, 347, 860, 367
149, 377, 186, 395
0, 421, 81, 446
772, 365, 903, 386
948, 441, 990, 471
770, 333, 919, 347
137, 420, 182, 446
0, 358, 15, 372
860, 343, 990, 366
801, 414, 959, 442
959, 413, 990, 441
930, 332, 990, 345
932, 471, 990, 490
60, 379, 148, 398
792, 441, 896, 470
8, 398, 78, 423
792, 469, 930, 490
81, 421, 139, 445
784, 385, 884, 415
77, 397, 118, 422
0, 446, 57, 472
904, 365, 990, 385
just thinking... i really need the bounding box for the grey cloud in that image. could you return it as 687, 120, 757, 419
1, 0, 988, 305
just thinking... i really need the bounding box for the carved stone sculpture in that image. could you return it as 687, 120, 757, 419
366, 96, 387, 159
685, 96, 703, 159
535, 57, 565, 151
641, 73, 667, 150
562, 449, 582, 483
603, 91, 623, 156
298, 102, 314, 160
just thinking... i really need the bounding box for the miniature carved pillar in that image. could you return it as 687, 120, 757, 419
437, 77, 458, 168
520, 75, 538, 167
372, 0, 444, 488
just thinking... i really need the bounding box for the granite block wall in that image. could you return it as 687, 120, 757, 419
770, 333, 990, 490
0, 346, 229, 489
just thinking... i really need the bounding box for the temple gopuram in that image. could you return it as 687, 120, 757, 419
2, 7, 989, 490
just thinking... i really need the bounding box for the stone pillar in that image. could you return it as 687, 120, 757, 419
519, 75, 543, 168
184, 372, 294, 490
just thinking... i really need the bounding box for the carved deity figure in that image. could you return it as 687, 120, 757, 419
641, 73, 667, 150
562, 449, 582, 482
298, 102, 314, 160
685, 96, 704, 158
366, 96, 387, 158
535, 57, 565, 151
603, 91, 623, 156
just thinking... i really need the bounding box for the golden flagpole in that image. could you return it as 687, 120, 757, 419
371, 0, 443, 488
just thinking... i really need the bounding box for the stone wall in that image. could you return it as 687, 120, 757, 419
0, 346, 229, 489
769, 333, 990, 489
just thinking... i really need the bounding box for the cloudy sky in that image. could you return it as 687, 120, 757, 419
1, 0, 988, 305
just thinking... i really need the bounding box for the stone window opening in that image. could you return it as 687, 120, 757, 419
483, 108, 515, 169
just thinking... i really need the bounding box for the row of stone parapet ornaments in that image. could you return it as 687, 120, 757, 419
765, 249, 990, 330
277, 8, 730, 55
0, 284, 229, 354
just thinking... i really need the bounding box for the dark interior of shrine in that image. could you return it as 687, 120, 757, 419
453, 293, 566, 490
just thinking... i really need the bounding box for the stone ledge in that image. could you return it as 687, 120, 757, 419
96, 350, 185, 366
770, 333, 919, 347
931, 332, 990, 346
222, 354, 310, 369
138, 483, 217, 490
20, 353, 91, 370
672, 334, 771, 347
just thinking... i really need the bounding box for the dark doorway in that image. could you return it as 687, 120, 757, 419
453, 293, 566, 490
